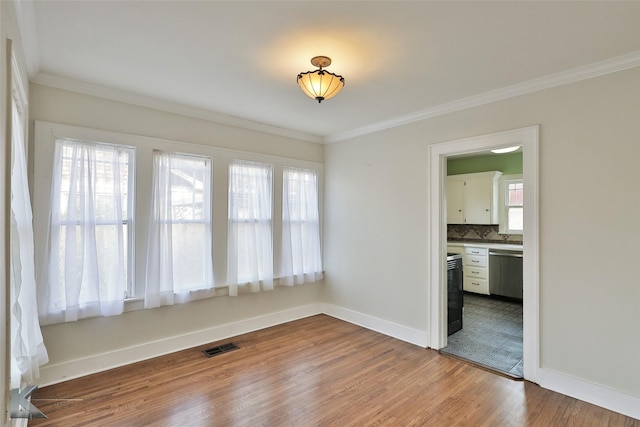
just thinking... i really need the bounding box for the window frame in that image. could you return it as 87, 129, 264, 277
280, 166, 323, 279
227, 160, 274, 286
150, 150, 214, 294
51, 138, 136, 302
498, 174, 524, 235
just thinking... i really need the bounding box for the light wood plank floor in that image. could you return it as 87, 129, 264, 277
30, 315, 638, 426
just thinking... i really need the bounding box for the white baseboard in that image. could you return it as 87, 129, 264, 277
38, 303, 322, 387
538, 368, 640, 420
322, 303, 429, 347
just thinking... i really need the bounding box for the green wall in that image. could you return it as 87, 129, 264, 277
447, 152, 522, 175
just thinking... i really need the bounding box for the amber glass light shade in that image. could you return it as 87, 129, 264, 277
297, 56, 345, 103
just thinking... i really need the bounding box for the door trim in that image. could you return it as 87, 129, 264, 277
427, 125, 539, 382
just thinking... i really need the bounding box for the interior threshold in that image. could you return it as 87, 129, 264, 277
438, 350, 524, 381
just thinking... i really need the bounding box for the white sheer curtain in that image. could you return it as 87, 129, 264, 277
227, 161, 273, 296
145, 151, 213, 308
280, 167, 323, 286
10, 98, 48, 388
39, 139, 130, 324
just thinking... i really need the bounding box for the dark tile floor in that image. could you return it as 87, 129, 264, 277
441, 293, 523, 378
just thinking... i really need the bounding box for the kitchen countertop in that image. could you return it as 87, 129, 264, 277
447, 241, 523, 251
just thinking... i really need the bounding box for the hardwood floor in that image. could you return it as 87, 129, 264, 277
30, 315, 638, 426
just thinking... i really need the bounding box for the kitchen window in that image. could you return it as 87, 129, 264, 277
501, 176, 523, 234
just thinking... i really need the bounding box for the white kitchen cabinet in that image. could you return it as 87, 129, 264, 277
446, 171, 502, 225
446, 179, 465, 224
462, 246, 489, 295
448, 244, 490, 295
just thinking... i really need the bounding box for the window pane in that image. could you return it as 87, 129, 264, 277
59, 144, 132, 221
508, 182, 523, 206
94, 223, 128, 299
167, 154, 213, 292
171, 223, 212, 292
170, 156, 209, 222
229, 162, 273, 221
228, 161, 273, 285
508, 207, 523, 231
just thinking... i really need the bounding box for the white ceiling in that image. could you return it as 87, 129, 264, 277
19, 1, 640, 143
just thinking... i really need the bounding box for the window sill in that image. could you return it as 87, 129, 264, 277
123, 286, 231, 313
122, 275, 324, 314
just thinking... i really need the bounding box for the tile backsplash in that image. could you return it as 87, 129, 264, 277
447, 224, 523, 245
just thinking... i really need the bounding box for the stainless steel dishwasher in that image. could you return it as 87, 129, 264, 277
488, 250, 523, 300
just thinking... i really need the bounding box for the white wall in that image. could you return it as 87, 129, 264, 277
28, 84, 325, 385
324, 68, 640, 399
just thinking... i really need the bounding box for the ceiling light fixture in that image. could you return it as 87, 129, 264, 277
490, 146, 520, 154
297, 56, 344, 103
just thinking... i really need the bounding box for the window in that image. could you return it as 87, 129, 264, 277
41, 138, 134, 323
34, 122, 324, 322
280, 167, 323, 285
145, 152, 213, 307
504, 178, 523, 233
227, 161, 274, 295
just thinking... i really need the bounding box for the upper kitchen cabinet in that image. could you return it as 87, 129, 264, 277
447, 171, 502, 224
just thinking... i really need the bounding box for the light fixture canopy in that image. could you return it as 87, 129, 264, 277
297, 56, 345, 103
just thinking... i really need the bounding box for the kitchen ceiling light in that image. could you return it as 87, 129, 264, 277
297, 56, 344, 103
491, 146, 520, 154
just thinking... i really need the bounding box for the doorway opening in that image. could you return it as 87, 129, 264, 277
441, 156, 524, 378
427, 126, 539, 382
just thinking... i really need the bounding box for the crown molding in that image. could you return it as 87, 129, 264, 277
324, 50, 640, 144
30, 73, 323, 144
13, 0, 40, 77
29, 49, 640, 146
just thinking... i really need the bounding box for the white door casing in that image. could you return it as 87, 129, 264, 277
427, 125, 539, 383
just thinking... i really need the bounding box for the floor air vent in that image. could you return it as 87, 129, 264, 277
202, 342, 239, 358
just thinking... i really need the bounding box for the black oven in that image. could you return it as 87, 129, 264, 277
447, 253, 463, 335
